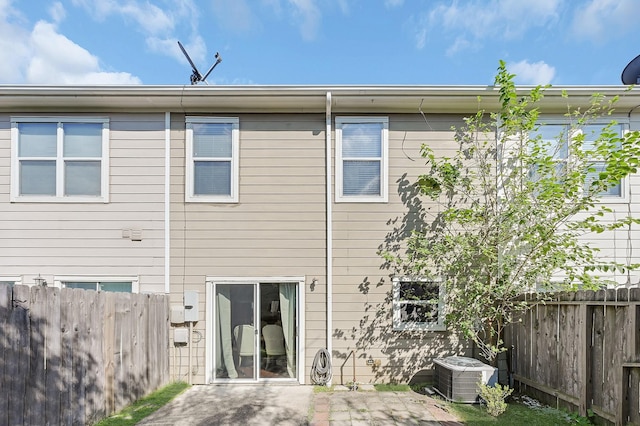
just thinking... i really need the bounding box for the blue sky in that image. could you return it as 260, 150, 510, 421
0, 0, 638, 86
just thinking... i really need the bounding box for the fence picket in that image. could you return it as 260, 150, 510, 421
0, 285, 169, 424
506, 290, 640, 425
45, 287, 61, 426
0, 284, 12, 425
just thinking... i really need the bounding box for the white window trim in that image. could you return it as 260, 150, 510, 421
335, 116, 389, 203
185, 116, 239, 203
10, 116, 110, 203
53, 275, 139, 293
532, 118, 630, 203
392, 276, 446, 332
0, 276, 22, 286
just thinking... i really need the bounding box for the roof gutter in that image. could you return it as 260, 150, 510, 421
2, 85, 639, 114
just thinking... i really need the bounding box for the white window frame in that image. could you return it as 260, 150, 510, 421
53, 275, 139, 293
185, 116, 239, 203
531, 119, 629, 203
335, 116, 389, 203
204, 276, 306, 384
10, 116, 110, 203
392, 276, 446, 331
0, 276, 22, 286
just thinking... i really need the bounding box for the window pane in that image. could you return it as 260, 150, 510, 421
65, 161, 101, 196
342, 123, 382, 157
530, 124, 568, 159
193, 123, 233, 158
586, 162, 621, 197
581, 124, 622, 151
400, 303, 438, 323
343, 160, 380, 196
194, 161, 231, 195
18, 123, 57, 157
399, 281, 439, 301
65, 282, 97, 290
99, 282, 132, 293
20, 160, 56, 195
63, 123, 102, 157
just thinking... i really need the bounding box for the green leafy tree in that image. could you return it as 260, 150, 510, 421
382, 61, 640, 361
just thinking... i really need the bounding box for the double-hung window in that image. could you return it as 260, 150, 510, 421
185, 117, 239, 203
392, 277, 445, 331
11, 117, 109, 202
336, 117, 388, 202
529, 121, 626, 200
56, 276, 138, 293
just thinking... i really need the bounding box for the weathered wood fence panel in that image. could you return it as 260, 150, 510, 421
505, 289, 640, 426
0, 284, 170, 426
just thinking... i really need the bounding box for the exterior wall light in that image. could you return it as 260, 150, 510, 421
34, 274, 47, 287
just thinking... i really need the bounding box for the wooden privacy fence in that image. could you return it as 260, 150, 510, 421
505, 288, 640, 426
0, 284, 170, 426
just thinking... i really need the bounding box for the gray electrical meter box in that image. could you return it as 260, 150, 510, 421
184, 291, 199, 322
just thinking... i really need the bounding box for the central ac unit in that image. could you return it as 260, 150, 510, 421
433, 356, 498, 403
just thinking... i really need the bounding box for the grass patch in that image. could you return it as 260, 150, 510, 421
313, 385, 334, 393
373, 383, 411, 392
447, 398, 591, 425
94, 381, 190, 426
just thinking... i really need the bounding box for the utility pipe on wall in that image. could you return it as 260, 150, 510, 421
164, 112, 171, 294
188, 321, 193, 385
325, 92, 333, 385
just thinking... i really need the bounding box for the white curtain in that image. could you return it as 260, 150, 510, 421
217, 286, 237, 379
279, 283, 296, 378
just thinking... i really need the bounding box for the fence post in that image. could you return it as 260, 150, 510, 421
620, 289, 640, 425
577, 291, 592, 417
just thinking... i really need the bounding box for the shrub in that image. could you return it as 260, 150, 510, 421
478, 383, 513, 417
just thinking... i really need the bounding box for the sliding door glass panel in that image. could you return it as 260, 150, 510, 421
215, 284, 255, 380
259, 283, 297, 379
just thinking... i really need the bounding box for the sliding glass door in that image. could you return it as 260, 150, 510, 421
211, 281, 298, 382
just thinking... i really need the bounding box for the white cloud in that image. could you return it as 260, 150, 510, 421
0, 2, 30, 82
415, 0, 560, 51
49, 2, 65, 23
445, 37, 473, 57
149, 34, 207, 67
0, 1, 140, 84
288, 0, 322, 41
71, 0, 207, 70
508, 60, 555, 85
26, 21, 141, 84
571, 0, 640, 42
71, 0, 175, 35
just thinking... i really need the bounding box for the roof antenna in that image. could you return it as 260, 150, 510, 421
621, 54, 640, 84
177, 41, 222, 85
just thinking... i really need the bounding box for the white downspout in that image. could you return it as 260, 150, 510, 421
325, 92, 333, 384
164, 112, 171, 294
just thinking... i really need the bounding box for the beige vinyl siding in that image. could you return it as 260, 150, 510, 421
0, 113, 166, 293
571, 114, 640, 286
170, 113, 327, 384
331, 114, 473, 384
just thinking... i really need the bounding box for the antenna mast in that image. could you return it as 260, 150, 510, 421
178, 41, 222, 85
